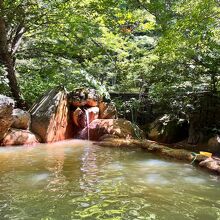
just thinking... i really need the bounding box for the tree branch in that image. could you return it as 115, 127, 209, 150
11, 24, 25, 55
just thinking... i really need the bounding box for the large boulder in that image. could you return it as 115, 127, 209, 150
29, 87, 74, 143
148, 114, 188, 144
0, 95, 14, 141
11, 108, 30, 129
79, 118, 145, 141
2, 129, 40, 146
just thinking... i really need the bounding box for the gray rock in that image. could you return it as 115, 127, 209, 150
0, 95, 14, 141
12, 108, 31, 129
148, 114, 188, 144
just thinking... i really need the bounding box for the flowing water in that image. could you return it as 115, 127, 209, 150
85, 110, 90, 141
0, 140, 220, 220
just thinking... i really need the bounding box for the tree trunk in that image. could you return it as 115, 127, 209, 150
210, 71, 217, 93
0, 2, 27, 109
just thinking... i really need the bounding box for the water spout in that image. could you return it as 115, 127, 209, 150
85, 109, 90, 141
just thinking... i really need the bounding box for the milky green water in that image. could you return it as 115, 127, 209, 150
0, 140, 220, 220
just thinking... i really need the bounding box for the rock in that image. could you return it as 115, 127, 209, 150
207, 135, 220, 153
69, 88, 101, 107
87, 99, 98, 107
11, 108, 30, 129
99, 102, 117, 119
2, 129, 40, 146
72, 107, 99, 128
72, 107, 84, 127
72, 107, 85, 128
148, 114, 188, 144
0, 95, 14, 141
79, 118, 145, 141
188, 129, 204, 145
98, 134, 120, 141
96, 138, 194, 161
29, 87, 74, 143
199, 158, 220, 174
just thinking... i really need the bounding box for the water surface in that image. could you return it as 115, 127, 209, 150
0, 140, 220, 220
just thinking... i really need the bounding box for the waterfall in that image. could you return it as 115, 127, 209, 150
85, 110, 90, 140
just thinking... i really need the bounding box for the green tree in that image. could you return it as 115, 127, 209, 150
1, 0, 219, 109
152, 0, 220, 95
0, 0, 47, 107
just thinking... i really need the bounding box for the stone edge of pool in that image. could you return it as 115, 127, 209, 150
94, 138, 220, 175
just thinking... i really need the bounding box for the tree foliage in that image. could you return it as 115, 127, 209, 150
0, 0, 219, 108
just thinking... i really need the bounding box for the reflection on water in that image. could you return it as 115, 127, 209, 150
0, 140, 220, 220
